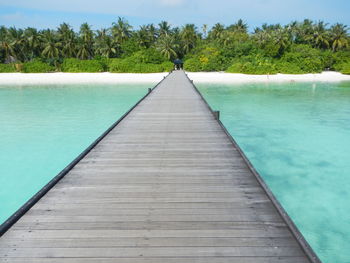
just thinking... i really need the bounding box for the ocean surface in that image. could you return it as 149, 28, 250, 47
0, 83, 151, 225
1, 81, 349, 263
197, 81, 350, 263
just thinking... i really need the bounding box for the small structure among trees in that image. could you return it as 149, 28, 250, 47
174, 59, 183, 70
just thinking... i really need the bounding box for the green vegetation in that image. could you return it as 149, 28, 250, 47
0, 18, 349, 74
108, 48, 173, 73
22, 60, 55, 73
340, 64, 350, 74
109, 59, 172, 73
0, 63, 16, 72
61, 58, 105, 72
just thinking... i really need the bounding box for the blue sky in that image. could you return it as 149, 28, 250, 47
0, 0, 349, 31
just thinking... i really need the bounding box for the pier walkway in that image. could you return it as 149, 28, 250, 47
0, 70, 315, 262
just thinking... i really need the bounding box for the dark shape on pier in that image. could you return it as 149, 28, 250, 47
174, 59, 183, 70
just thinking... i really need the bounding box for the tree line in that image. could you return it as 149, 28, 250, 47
0, 18, 349, 74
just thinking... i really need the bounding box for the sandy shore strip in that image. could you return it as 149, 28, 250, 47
0, 72, 169, 85
0, 71, 349, 85
187, 71, 350, 83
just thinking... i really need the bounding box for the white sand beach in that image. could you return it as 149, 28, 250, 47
0, 71, 349, 85
0, 72, 169, 85
187, 71, 350, 83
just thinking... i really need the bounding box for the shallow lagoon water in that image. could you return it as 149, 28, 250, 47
1, 81, 350, 262
0, 83, 150, 224
198, 81, 350, 263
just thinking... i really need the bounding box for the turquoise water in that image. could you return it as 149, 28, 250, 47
1, 81, 349, 262
198, 82, 350, 263
0, 83, 151, 224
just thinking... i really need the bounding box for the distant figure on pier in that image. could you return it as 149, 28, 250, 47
174, 59, 183, 70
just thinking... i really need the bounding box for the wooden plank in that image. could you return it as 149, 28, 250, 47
2, 229, 293, 239
26, 207, 278, 216
0, 70, 312, 262
0, 257, 310, 263
11, 221, 287, 231
33, 202, 274, 211
0, 237, 299, 248
17, 214, 283, 223
0, 246, 305, 257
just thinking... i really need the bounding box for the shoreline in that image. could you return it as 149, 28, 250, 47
188, 71, 350, 83
0, 71, 349, 85
0, 72, 169, 85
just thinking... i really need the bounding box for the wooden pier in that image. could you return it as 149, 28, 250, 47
0, 70, 319, 262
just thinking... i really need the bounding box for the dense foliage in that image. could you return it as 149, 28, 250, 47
0, 18, 349, 74
61, 58, 105, 72
0, 63, 16, 73
22, 60, 55, 73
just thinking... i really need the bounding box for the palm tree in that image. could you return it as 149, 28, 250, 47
209, 23, 225, 40
41, 30, 60, 59
58, 23, 77, 58
77, 23, 94, 59
228, 19, 248, 34
7, 27, 26, 61
0, 26, 6, 39
23, 27, 42, 60
285, 20, 300, 43
0, 27, 17, 63
253, 30, 270, 47
180, 24, 198, 54
219, 31, 235, 46
147, 24, 157, 43
296, 19, 314, 44
258, 23, 282, 32
273, 28, 291, 56
95, 29, 118, 58
79, 23, 94, 44
330, 23, 349, 51
0, 40, 16, 63
306, 21, 330, 49
156, 35, 178, 60
136, 25, 151, 48
112, 17, 132, 44
158, 21, 171, 37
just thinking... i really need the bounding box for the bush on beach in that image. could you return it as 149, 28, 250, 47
61, 58, 105, 73
22, 60, 55, 73
0, 63, 16, 73
108, 50, 172, 73
108, 59, 172, 73
340, 63, 350, 74
226, 55, 278, 74
184, 47, 230, 72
